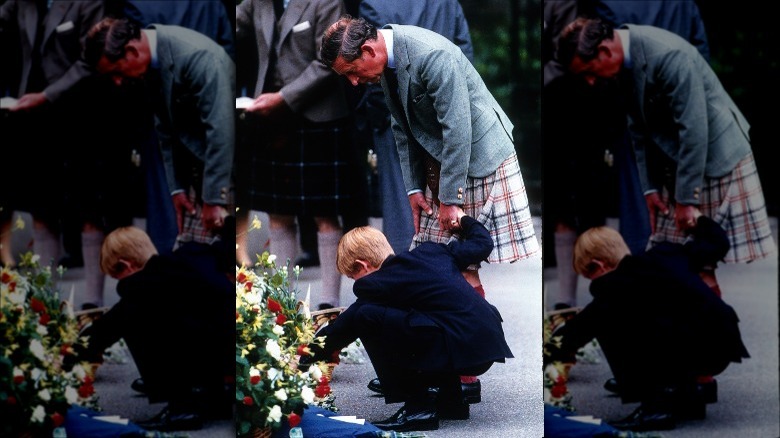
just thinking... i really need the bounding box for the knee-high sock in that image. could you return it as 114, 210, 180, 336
269, 225, 297, 269
553, 229, 578, 308
33, 225, 60, 269
317, 230, 343, 307
81, 230, 105, 307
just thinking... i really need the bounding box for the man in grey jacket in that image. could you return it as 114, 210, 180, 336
320, 16, 540, 299
557, 17, 775, 296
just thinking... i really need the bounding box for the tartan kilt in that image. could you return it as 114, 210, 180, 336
237, 114, 360, 217
649, 153, 776, 263
412, 152, 540, 264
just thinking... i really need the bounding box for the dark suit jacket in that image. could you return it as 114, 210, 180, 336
235, 0, 348, 122
0, 0, 104, 101
548, 216, 749, 399
149, 24, 235, 205
316, 216, 513, 372
80, 252, 233, 401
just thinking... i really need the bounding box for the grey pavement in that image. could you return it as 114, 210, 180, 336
543, 216, 780, 438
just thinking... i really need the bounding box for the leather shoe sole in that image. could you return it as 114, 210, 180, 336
462, 380, 481, 404
610, 407, 676, 432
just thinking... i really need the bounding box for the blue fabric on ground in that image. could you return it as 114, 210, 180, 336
544, 403, 622, 437
272, 405, 383, 438
65, 405, 148, 437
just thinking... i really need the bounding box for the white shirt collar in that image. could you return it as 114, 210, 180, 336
143, 29, 159, 69
379, 29, 395, 69
616, 28, 631, 68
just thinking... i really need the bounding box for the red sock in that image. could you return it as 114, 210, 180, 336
460, 375, 478, 384
473, 284, 485, 299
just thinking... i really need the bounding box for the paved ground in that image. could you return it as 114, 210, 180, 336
543, 217, 780, 438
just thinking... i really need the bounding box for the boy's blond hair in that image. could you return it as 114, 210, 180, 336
573, 226, 631, 277
337, 226, 394, 277
100, 226, 159, 278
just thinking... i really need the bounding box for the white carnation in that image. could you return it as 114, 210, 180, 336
268, 405, 282, 422
274, 388, 288, 401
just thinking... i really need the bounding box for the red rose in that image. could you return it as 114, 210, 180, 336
39, 312, 50, 325
296, 344, 309, 357
267, 298, 282, 313
315, 383, 331, 398
237, 272, 247, 283
319, 376, 329, 385
250, 375, 261, 385
78, 383, 95, 398
550, 384, 567, 399
0, 272, 10, 283
243, 396, 254, 406
13, 375, 24, 384
51, 412, 65, 427
30, 297, 45, 313
60, 344, 71, 356
244, 282, 253, 291
7, 396, 17, 405
83, 376, 94, 385
8, 281, 15, 292
276, 313, 287, 325
288, 412, 302, 428
236, 311, 240, 320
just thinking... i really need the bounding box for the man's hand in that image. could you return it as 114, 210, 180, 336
674, 203, 699, 232
644, 191, 669, 234
10, 93, 48, 111
246, 92, 285, 117
202, 203, 228, 231
171, 192, 196, 233
408, 192, 433, 234
438, 203, 463, 232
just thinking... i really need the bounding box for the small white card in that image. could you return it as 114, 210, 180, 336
56, 21, 74, 33
236, 96, 254, 109
0, 96, 19, 109
292, 21, 311, 33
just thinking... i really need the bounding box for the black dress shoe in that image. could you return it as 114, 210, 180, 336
131, 378, 147, 395
367, 377, 383, 394
697, 379, 717, 404
609, 405, 676, 432
136, 405, 204, 432
373, 404, 439, 432
461, 380, 481, 404
604, 377, 620, 395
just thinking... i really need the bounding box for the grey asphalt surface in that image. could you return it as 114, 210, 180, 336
543, 217, 780, 438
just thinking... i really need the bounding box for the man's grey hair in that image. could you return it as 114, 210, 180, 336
320, 15, 377, 67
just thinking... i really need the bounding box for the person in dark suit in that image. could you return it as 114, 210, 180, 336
235, 0, 366, 309
355, 0, 474, 256
544, 214, 750, 431
321, 15, 539, 307
79, 226, 233, 432
84, 17, 235, 266
0, 0, 141, 310
557, 17, 776, 297
302, 211, 513, 432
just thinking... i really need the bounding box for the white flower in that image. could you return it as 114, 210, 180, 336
6, 289, 25, 305
36, 324, 48, 336
301, 386, 315, 404
13, 367, 23, 380
31, 254, 40, 264
266, 339, 281, 360
268, 405, 282, 423
29, 339, 46, 361
267, 254, 277, 264
31, 368, 43, 381
272, 325, 284, 335
38, 389, 51, 402
31, 405, 46, 423
274, 388, 288, 401
65, 386, 79, 404
268, 367, 280, 381
244, 291, 260, 305
249, 367, 261, 378
310, 365, 322, 381
72, 364, 87, 380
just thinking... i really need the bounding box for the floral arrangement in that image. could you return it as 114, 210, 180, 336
235, 252, 333, 437
1, 252, 100, 437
